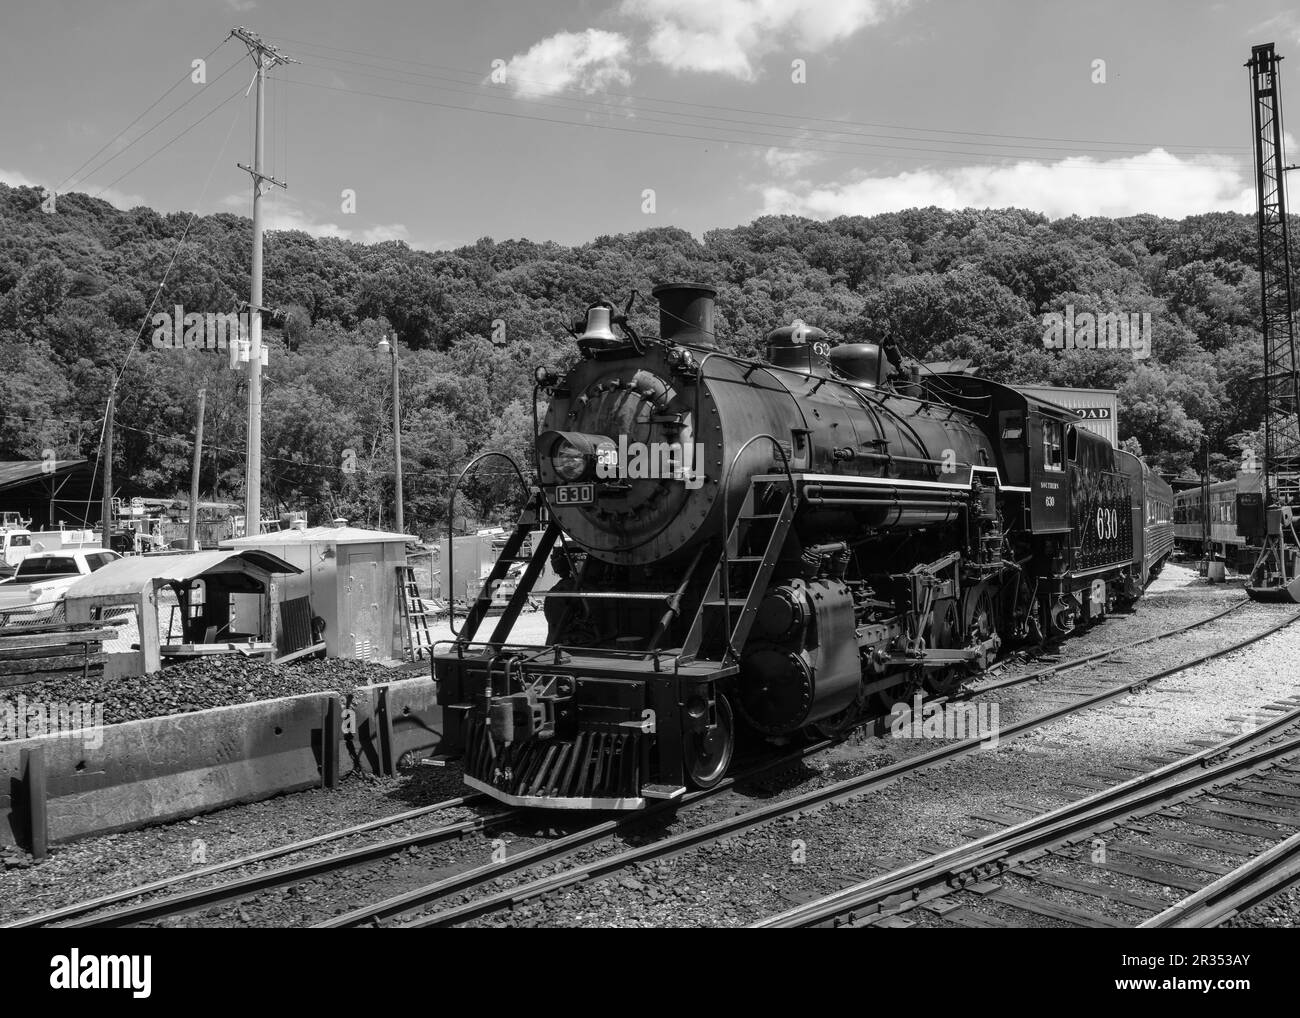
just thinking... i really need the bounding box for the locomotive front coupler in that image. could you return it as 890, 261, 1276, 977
485, 671, 574, 747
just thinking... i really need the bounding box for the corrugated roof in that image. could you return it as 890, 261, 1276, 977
65, 549, 301, 600
222, 525, 412, 547
0, 459, 88, 492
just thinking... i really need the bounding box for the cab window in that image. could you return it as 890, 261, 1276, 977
1042, 419, 1064, 472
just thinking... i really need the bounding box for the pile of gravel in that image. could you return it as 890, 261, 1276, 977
1, 656, 426, 731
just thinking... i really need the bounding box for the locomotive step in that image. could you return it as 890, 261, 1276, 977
641, 784, 687, 801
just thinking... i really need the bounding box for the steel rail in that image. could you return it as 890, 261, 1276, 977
0, 794, 486, 929
36, 802, 526, 930
758, 683, 1300, 926
1139, 827, 1300, 928
965, 597, 1249, 699
27, 596, 1260, 930
311, 738, 834, 928
53, 739, 832, 929
389, 608, 1300, 929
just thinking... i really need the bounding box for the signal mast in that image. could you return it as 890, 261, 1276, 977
1245, 43, 1300, 602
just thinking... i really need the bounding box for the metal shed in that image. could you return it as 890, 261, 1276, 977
222, 526, 411, 662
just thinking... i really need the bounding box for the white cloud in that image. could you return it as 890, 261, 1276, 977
358, 223, 412, 244
0, 168, 38, 189
762, 146, 825, 178
761, 149, 1255, 220
1, 169, 145, 209
622, 0, 906, 80
224, 193, 411, 245
502, 29, 633, 98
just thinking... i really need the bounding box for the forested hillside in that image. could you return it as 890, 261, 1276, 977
0, 182, 1276, 535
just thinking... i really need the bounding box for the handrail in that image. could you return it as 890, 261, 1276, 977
446, 451, 531, 638
718, 433, 798, 663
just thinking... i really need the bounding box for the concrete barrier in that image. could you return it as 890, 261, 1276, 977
0, 675, 442, 849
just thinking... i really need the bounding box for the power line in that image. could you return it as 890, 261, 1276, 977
295, 53, 1213, 163
67, 54, 245, 194
284, 74, 1246, 173
80, 91, 247, 525
281, 34, 1249, 155
93, 83, 247, 200
55, 38, 232, 193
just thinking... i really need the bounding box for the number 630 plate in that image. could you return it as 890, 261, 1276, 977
555, 484, 594, 505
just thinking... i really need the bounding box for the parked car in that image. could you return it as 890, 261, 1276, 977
0, 549, 123, 623
1, 524, 32, 576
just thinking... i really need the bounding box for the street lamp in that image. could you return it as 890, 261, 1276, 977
377, 334, 404, 532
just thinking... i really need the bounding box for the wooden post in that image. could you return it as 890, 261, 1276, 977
322, 694, 341, 789
188, 388, 207, 550
21, 746, 47, 859
377, 685, 395, 777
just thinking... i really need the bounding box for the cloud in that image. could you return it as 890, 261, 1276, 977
223, 0, 257, 12
0, 168, 38, 189
761, 149, 1255, 220
762, 146, 825, 178
221, 192, 411, 244
622, 0, 906, 80
2, 169, 146, 209
358, 224, 412, 244
502, 29, 633, 97
1246, 12, 1300, 46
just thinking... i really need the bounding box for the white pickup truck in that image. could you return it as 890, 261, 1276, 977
0, 548, 123, 622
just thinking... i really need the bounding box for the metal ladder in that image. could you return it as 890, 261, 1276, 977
680, 480, 795, 664
399, 566, 436, 660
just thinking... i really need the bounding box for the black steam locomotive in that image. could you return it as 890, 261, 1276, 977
433, 283, 1173, 809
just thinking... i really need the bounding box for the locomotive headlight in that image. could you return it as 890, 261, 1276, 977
551, 438, 587, 481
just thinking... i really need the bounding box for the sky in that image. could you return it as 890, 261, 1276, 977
1, 0, 1299, 251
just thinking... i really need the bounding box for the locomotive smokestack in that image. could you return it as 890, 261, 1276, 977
652, 282, 717, 350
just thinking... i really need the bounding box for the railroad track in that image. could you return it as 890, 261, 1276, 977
328, 602, 1296, 929
10, 597, 1272, 929
12, 738, 835, 929
0, 793, 501, 929
754, 701, 1300, 928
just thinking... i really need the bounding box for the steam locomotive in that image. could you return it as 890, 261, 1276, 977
433, 283, 1174, 809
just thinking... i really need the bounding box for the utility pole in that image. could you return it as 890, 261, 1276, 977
231, 26, 295, 539
100, 397, 114, 551
377, 334, 404, 531
188, 388, 207, 551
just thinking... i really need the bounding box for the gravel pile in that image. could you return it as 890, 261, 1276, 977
1, 656, 425, 732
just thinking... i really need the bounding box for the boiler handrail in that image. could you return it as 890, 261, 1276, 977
718, 433, 798, 663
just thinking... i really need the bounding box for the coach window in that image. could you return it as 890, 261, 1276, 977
1042, 419, 1064, 472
